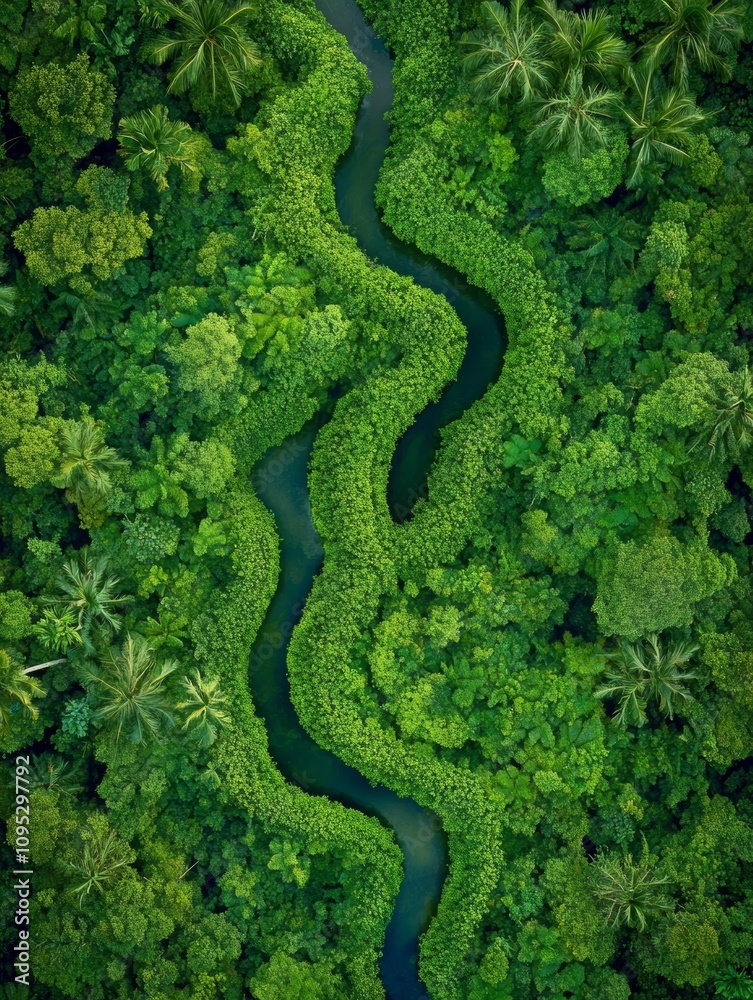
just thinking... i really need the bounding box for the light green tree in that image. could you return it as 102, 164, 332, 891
9, 53, 114, 158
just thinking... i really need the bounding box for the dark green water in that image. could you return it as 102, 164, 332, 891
249, 1, 506, 996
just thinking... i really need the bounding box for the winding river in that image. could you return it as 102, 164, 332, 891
249, 1, 506, 996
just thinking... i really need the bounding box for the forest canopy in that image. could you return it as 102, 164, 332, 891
1, 0, 753, 998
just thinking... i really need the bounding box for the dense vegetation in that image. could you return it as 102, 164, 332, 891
1, 0, 752, 998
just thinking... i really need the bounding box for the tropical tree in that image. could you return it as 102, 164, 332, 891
537, 1, 629, 86
714, 966, 753, 999
591, 851, 673, 931
0, 260, 16, 317
53, 417, 128, 500
462, 0, 552, 106
29, 753, 84, 797
645, 0, 745, 87
44, 549, 131, 654
530, 71, 621, 159
567, 208, 642, 280
32, 607, 83, 655
118, 105, 199, 190
86, 633, 176, 742
176, 668, 231, 746
623, 66, 707, 186
65, 824, 133, 904
0, 649, 50, 727
146, 0, 261, 106
692, 365, 753, 460
596, 633, 697, 727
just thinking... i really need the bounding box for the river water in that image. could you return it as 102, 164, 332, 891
248, 0, 506, 995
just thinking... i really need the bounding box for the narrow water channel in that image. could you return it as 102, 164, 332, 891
248, 1, 506, 996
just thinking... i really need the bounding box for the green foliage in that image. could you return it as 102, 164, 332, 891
9, 53, 115, 158
462, 0, 552, 106
590, 851, 673, 931
64, 820, 134, 904
0, 648, 46, 727
61, 697, 93, 738
593, 532, 734, 639
596, 633, 697, 726
118, 105, 199, 190
44, 549, 131, 654
715, 967, 753, 999
13, 203, 152, 294
176, 668, 231, 746
146, 0, 261, 106
85, 632, 176, 742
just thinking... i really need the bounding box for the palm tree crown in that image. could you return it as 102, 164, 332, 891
146, 0, 261, 107
623, 66, 707, 187
44, 549, 131, 654
596, 633, 697, 727
0, 649, 46, 728
538, 1, 629, 87
0, 260, 16, 317
530, 71, 621, 159
591, 852, 673, 931
645, 0, 745, 87
86, 633, 176, 742
462, 0, 552, 106
54, 417, 128, 499
119, 105, 199, 190
176, 668, 231, 747
692, 366, 753, 460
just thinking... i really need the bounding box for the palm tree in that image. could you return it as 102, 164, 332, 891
462, 0, 553, 106
86, 633, 176, 742
530, 71, 621, 159
65, 825, 133, 904
591, 852, 673, 931
54, 418, 127, 500
596, 633, 697, 727
176, 668, 231, 746
146, 0, 261, 107
623, 66, 707, 187
44, 549, 131, 654
567, 208, 642, 280
29, 753, 84, 797
692, 366, 753, 460
714, 967, 753, 999
52, 289, 124, 336
118, 105, 199, 191
537, 1, 629, 87
32, 607, 83, 655
0, 649, 49, 727
645, 0, 745, 87
0, 260, 16, 317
